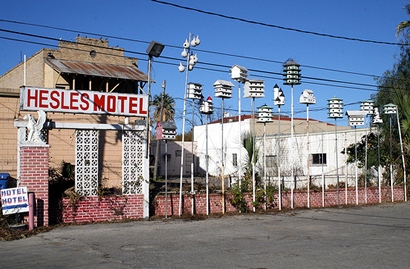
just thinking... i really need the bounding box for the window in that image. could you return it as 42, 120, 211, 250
232, 153, 237, 166
175, 150, 181, 157
266, 155, 277, 167
312, 153, 326, 165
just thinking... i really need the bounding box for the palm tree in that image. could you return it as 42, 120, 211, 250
242, 132, 259, 182
152, 93, 175, 122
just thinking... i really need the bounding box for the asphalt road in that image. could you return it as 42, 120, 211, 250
2, 203, 410, 269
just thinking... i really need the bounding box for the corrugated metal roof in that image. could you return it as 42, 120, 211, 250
45, 58, 148, 81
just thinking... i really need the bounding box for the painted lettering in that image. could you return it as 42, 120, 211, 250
139, 97, 147, 115
61, 91, 70, 109
26, 88, 38, 108
70, 92, 79, 110
50, 90, 60, 109
80, 92, 90, 111
129, 97, 138, 114
107, 95, 116, 113
94, 94, 105, 111
20, 87, 148, 117
118, 96, 127, 113
39, 89, 49, 108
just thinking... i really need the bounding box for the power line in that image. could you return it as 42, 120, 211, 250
0, 18, 385, 79
0, 28, 386, 92
151, 0, 407, 47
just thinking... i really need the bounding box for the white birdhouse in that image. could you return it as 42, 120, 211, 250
244, 79, 265, 98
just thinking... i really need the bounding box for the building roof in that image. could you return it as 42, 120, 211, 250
45, 58, 149, 81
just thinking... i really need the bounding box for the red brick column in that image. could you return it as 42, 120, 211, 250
19, 144, 49, 226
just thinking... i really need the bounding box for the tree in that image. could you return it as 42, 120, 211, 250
345, 4, 410, 185
242, 132, 260, 185
372, 3, 410, 184
396, 4, 410, 37
152, 93, 175, 122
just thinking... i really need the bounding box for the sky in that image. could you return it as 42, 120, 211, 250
0, 0, 409, 133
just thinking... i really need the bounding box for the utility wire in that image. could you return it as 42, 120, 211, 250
0, 29, 388, 92
0, 18, 386, 79
151, 0, 407, 47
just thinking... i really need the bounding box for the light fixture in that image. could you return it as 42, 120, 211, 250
146, 41, 165, 58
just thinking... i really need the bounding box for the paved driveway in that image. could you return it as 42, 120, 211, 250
2, 203, 410, 268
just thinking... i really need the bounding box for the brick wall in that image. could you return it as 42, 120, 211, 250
153, 186, 405, 217
19, 144, 50, 226
0, 96, 19, 177
61, 194, 144, 223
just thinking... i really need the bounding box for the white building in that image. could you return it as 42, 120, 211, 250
194, 115, 368, 188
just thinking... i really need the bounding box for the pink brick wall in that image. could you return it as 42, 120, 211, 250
20, 145, 50, 226
61, 194, 144, 223
153, 192, 255, 216
154, 186, 405, 217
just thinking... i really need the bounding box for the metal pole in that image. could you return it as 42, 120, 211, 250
221, 98, 225, 214
306, 104, 310, 208
345, 132, 348, 205
238, 82, 242, 186
322, 131, 325, 207
355, 126, 358, 205
165, 140, 168, 218
378, 127, 381, 203
396, 111, 407, 201
263, 122, 267, 211
252, 97, 256, 212
191, 99, 195, 215
206, 114, 209, 215
290, 85, 294, 209
390, 116, 394, 202
145, 56, 153, 159
278, 106, 282, 211
153, 81, 166, 181
364, 116, 368, 204
335, 118, 340, 206
178, 39, 190, 216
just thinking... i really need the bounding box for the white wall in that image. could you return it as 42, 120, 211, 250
194, 119, 368, 188
194, 119, 250, 179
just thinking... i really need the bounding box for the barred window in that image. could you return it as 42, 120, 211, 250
266, 155, 277, 167
232, 153, 238, 166
312, 153, 326, 165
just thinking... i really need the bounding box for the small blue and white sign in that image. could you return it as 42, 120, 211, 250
1, 187, 29, 215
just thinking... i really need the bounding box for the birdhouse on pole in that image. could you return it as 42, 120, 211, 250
156, 121, 177, 140
230, 65, 248, 82
244, 79, 265, 98
200, 96, 213, 114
